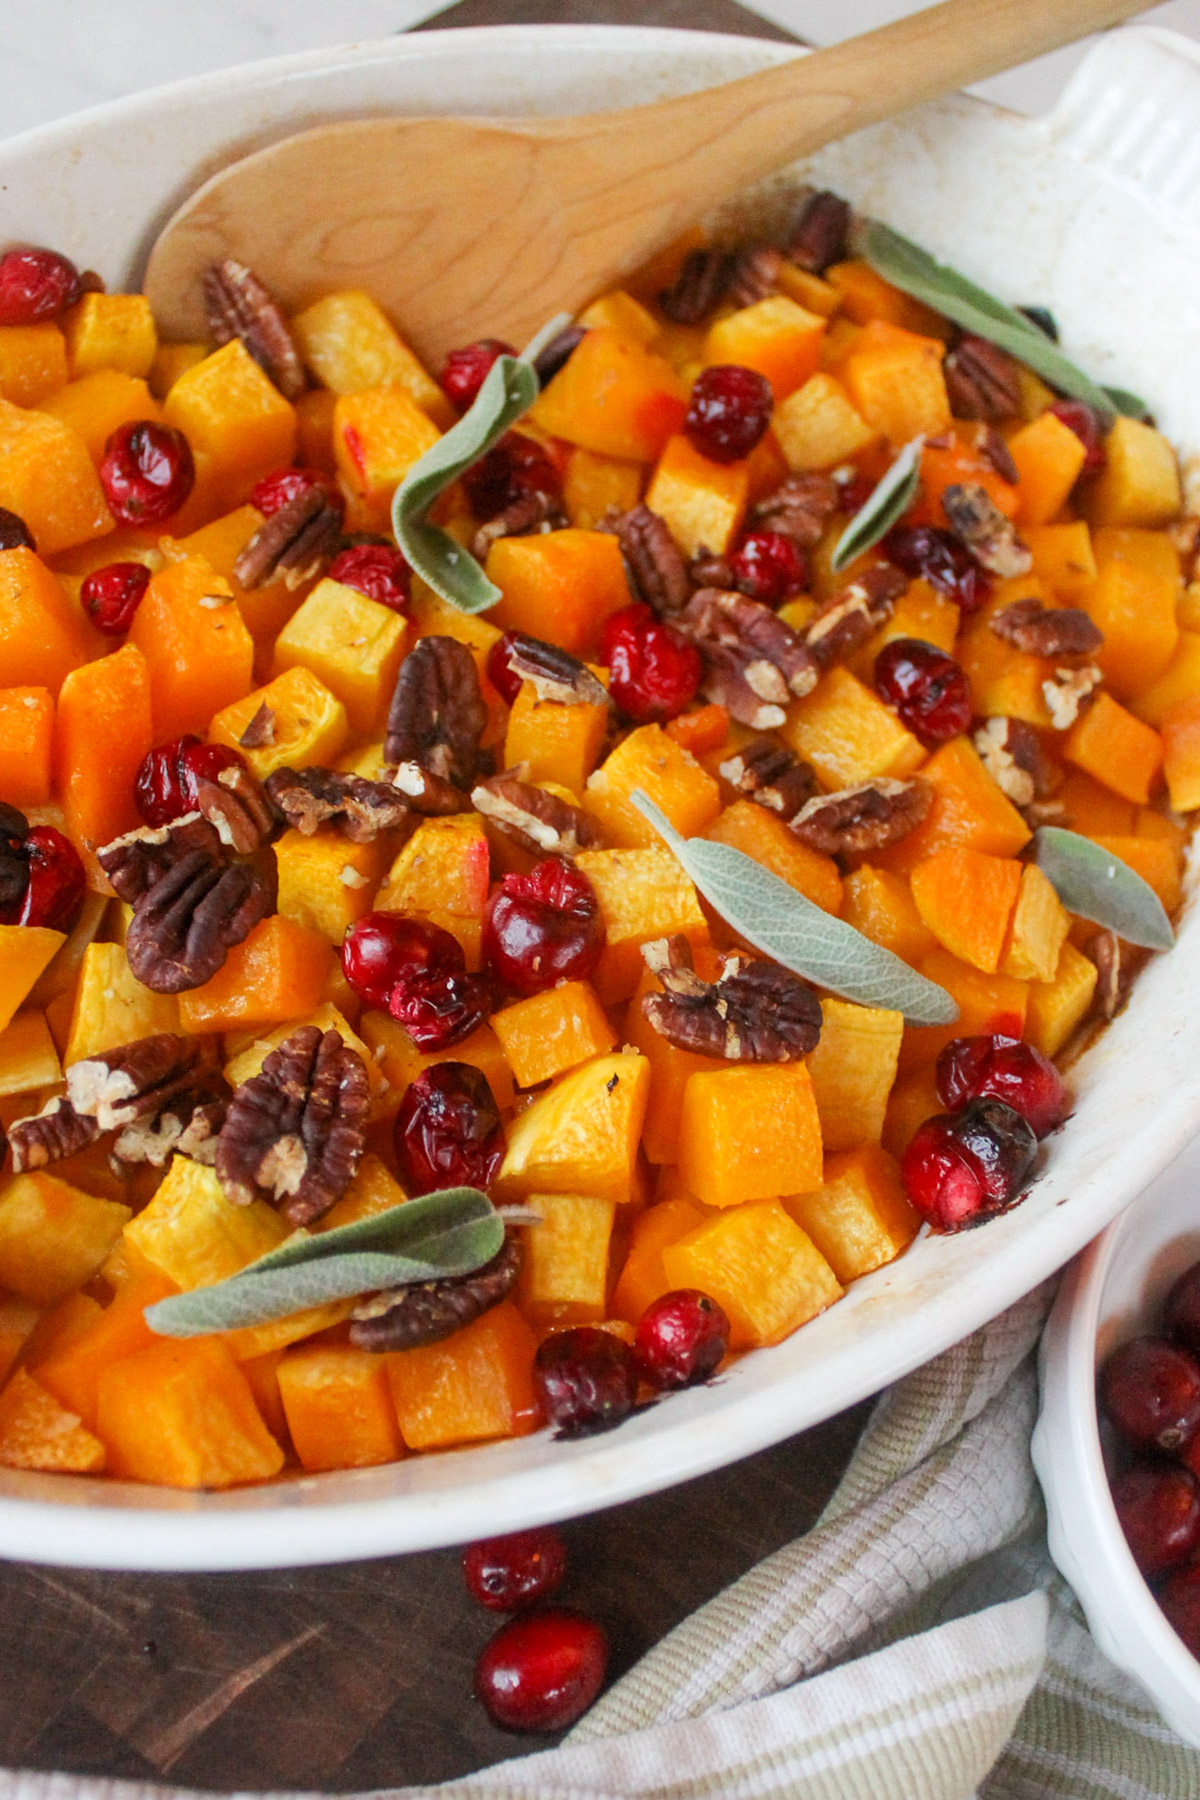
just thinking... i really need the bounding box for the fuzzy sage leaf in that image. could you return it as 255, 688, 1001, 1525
831, 436, 923, 573
630, 791, 957, 1024
1035, 827, 1174, 951
145, 1187, 504, 1337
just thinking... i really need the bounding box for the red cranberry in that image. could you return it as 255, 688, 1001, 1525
635, 1289, 730, 1390
1048, 400, 1107, 476
389, 966, 493, 1051
132, 735, 246, 829
901, 1098, 1037, 1231
1165, 1262, 1200, 1363
874, 637, 972, 745
935, 1035, 1067, 1139
341, 912, 464, 1010
0, 507, 35, 552
250, 466, 342, 518
327, 544, 411, 613
99, 421, 194, 525
885, 525, 991, 613
1111, 1462, 1200, 1580
1160, 1561, 1200, 1657
535, 1327, 638, 1438
462, 431, 561, 522
474, 1608, 607, 1733
462, 1526, 568, 1613
484, 857, 604, 997
684, 364, 773, 464
441, 338, 516, 412
486, 630, 526, 706
1100, 1337, 1200, 1456
81, 561, 151, 636
834, 470, 877, 516
599, 603, 702, 724
0, 822, 85, 932
0, 245, 81, 325
728, 530, 807, 606
393, 1063, 505, 1195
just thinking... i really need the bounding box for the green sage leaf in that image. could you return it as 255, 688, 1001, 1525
1035, 827, 1175, 951
145, 1187, 504, 1337
630, 791, 958, 1025
1102, 384, 1153, 423
831, 435, 923, 573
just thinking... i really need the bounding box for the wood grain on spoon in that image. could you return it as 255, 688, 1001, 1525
144, 0, 1148, 366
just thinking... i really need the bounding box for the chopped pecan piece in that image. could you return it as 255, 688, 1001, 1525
791, 777, 933, 856
689, 548, 734, 589
350, 1232, 522, 1351
641, 937, 822, 1061
990, 598, 1103, 659
472, 489, 566, 560
658, 248, 733, 325
112, 1078, 230, 1170
239, 703, 276, 749
98, 814, 225, 905
719, 738, 818, 818
203, 258, 306, 400
8, 1095, 99, 1174
805, 564, 906, 669
973, 717, 1057, 812
500, 634, 608, 706
1087, 930, 1147, 1023
193, 764, 276, 854
727, 246, 782, 307
233, 487, 343, 590
129, 848, 272, 993
384, 636, 487, 791
265, 765, 412, 840
216, 1025, 369, 1225
968, 422, 1020, 487
608, 503, 691, 614
1042, 664, 1101, 731
750, 473, 839, 548
533, 323, 587, 387
472, 772, 599, 857
787, 189, 851, 273
684, 589, 818, 728
65, 1034, 205, 1134
942, 483, 1032, 579
390, 761, 472, 816
944, 335, 1021, 422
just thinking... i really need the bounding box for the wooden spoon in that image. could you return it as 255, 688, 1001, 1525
144, 0, 1147, 367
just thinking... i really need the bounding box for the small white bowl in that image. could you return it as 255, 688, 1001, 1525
1034, 1135, 1200, 1747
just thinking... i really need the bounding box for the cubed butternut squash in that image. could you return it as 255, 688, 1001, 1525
64, 942, 178, 1064
806, 999, 904, 1153
899, 949, 1027, 1073
584, 723, 721, 849
40, 369, 162, 464
677, 1063, 823, 1207
519, 1193, 616, 1326
55, 642, 153, 875
0, 1369, 106, 1473
782, 667, 926, 790
1000, 863, 1070, 983
0, 1173, 129, 1304
704, 800, 843, 914
771, 372, 878, 471
1082, 416, 1182, 529
490, 981, 616, 1088
1023, 521, 1097, 600
487, 529, 631, 656
0, 685, 54, 806
785, 1145, 919, 1283
0, 1009, 61, 1098
1007, 412, 1087, 526
563, 445, 643, 529
333, 386, 442, 532
875, 736, 1031, 875
128, 555, 254, 740
375, 815, 489, 968
644, 433, 749, 558
1161, 696, 1200, 812
386, 1302, 537, 1450
662, 1200, 842, 1349
96, 1337, 284, 1489
0, 549, 92, 696
496, 1052, 650, 1206
62, 292, 156, 380
504, 681, 609, 793
702, 296, 826, 399
0, 323, 66, 408
622, 957, 725, 1165
910, 847, 1023, 973
529, 328, 686, 462
840, 865, 936, 965
0, 397, 112, 553
177, 915, 332, 1035
163, 338, 297, 513
840, 321, 951, 446
358, 1010, 514, 1113
291, 289, 451, 424
1064, 691, 1162, 805
274, 827, 390, 944
575, 845, 709, 1005
0, 927, 66, 1032
1025, 939, 1098, 1057
208, 665, 349, 780
277, 1339, 404, 1472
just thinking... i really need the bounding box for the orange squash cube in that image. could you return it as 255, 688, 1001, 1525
1082, 417, 1182, 529
806, 999, 905, 1153
1065, 691, 1162, 805
666, 703, 730, 758
0, 926, 66, 1031
677, 1063, 823, 1207
40, 368, 163, 463
611, 1196, 708, 1322
125, 1156, 288, 1292
497, 1051, 650, 1205
0, 1008, 60, 1099
1084, 528, 1180, 700
623, 959, 725, 1165
825, 261, 948, 336
504, 681, 609, 793
96, 1337, 284, 1489
785, 1145, 918, 1285
278, 1339, 403, 1473
208, 665, 349, 780
62, 292, 156, 380
1025, 939, 1098, 1057
704, 800, 843, 914
910, 847, 1023, 973
853, 578, 960, 676
584, 723, 721, 849
1007, 412, 1088, 526
0, 323, 66, 407
578, 288, 661, 344
645, 433, 749, 558
1056, 767, 1136, 837
35, 1260, 177, 1430
702, 295, 826, 399
0, 1369, 106, 1474
0, 397, 112, 553
1090, 834, 1182, 916
915, 438, 1018, 526
55, 642, 153, 874
958, 616, 1051, 731
840, 865, 936, 964
1129, 632, 1200, 727
875, 736, 1030, 875
899, 949, 1028, 1072
575, 845, 709, 1005
663, 1199, 842, 1349
386, 1302, 537, 1450
491, 981, 616, 1088
841, 322, 951, 446
163, 338, 297, 513
0, 1173, 129, 1305
128, 555, 254, 740
0, 686, 53, 806
316, 1153, 408, 1234
172, 503, 303, 642
274, 827, 390, 946
782, 667, 926, 791
562, 445, 643, 529
1161, 696, 1200, 812
771, 372, 878, 471
333, 386, 442, 533
529, 328, 686, 461
178, 915, 332, 1035
487, 529, 631, 657
519, 1193, 616, 1326
149, 340, 206, 397
1023, 521, 1097, 600
0, 549, 92, 696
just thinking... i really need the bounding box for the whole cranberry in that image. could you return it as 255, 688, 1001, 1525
462, 431, 561, 522
0, 507, 35, 552
250, 467, 342, 518
474, 1608, 607, 1733
885, 525, 991, 613
393, 1063, 505, 1195
1165, 1262, 1200, 1362
132, 735, 245, 828
935, 1035, 1067, 1139
486, 630, 526, 706
341, 912, 464, 1010
901, 1098, 1037, 1231
462, 1526, 568, 1612
874, 637, 972, 745
1159, 1561, 1200, 1657
1111, 1462, 1200, 1580
1048, 400, 1107, 475
599, 603, 702, 724
1100, 1336, 1200, 1455
389, 965, 493, 1051
441, 338, 516, 412
327, 544, 411, 613
684, 364, 773, 463
635, 1289, 730, 1391
535, 1327, 638, 1438
81, 561, 151, 636
99, 421, 194, 525
0, 820, 85, 932
0, 245, 81, 325
484, 857, 604, 996
728, 530, 807, 606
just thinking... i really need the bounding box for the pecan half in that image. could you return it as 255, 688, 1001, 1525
684, 589, 818, 729
1042, 664, 1101, 731
472, 489, 566, 560
98, 814, 226, 905
719, 738, 818, 819
990, 598, 1103, 659
641, 937, 822, 1061
390, 761, 472, 816
942, 483, 1032, 578
193, 764, 276, 854
689, 549, 734, 589
0, 802, 29, 912
126, 849, 273, 993
533, 323, 587, 386
787, 190, 851, 273
265, 765, 412, 841
111, 1078, 230, 1170
216, 1026, 370, 1224
239, 703, 276, 749
750, 473, 839, 548
203, 258, 306, 401
791, 777, 933, 856
659, 249, 733, 324
944, 335, 1021, 422
609, 503, 691, 614
384, 636, 487, 791
471, 772, 600, 858
500, 634, 608, 706
233, 487, 343, 590
968, 422, 1020, 487
8, 1095, 99, 1174
349, 1232, 522, 1351
65, 1034, 206, 1134
727, 246, 782, 308
974, 717, 1057, 813
805, 564, 906, 669
1087, 930, 1147, 1023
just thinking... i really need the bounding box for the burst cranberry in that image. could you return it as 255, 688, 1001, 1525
834, 470, 877, 515
389, 966, 493, 1051
486, 630, 526, 706
250, 467, 342, 518
485, 857, 604, 996
874, 637, 972, 745
935, 1035, 1067, 1139
80, 561, 151, 636
1101, 1336, 1200, 1456
99, 421, 194, 525
1048, 400, 1107, 476
1160, 1561, 1200, 1657
132, 735, 245, 828
462, 431, 561, 522
1165, 1262, 1200, 1362
635, 1290, 730, 1391
441, 337, 515, 412
902, 1098, 1037, 1231
0, 245, 81, 325
341, 912, 463, 1010
599, 603, 702, 723
393, 1063, 505, 1195
0, 507, 34, 551
474, 1608, 607, 1733
885, 525, 991, 613
728, 530, 807, 606
1111, 1463, 1200, 1580
327, 544, 411, 613
683, 364, 773, 463
462, 1526, 568, 1613
535, 1327, 638, 1438
0, 822, 85, 932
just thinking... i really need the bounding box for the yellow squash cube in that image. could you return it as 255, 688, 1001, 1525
0, 1009, 61, 1099
644, 433, 749, 558
0, 926, 65, 1032
333, 387, 441, 532
1130, 633, 1200, 727
63, 293, 156, 380
785, 1144, 919, 1284
490, 981, 617, 1088
317, 1152, 407, 1232
663, 1199, 842, 1348
574, 846, 709, 1005
782, 668, 925, 790
562, 446, 643, 530
273, 577, 408, 734
519, 1193, 616, 1325
163, 338, 297, 512
578, 289, 660, 344
841, 322, 951, 445
806, 999, 904, 1154
64, 942, 179, 1066
375, 815, 490, 968
1083, 416, 1182, 528
125, 1156, 288, 1291
0, 1368, 106, 1474
291, 289, 452, 424
1025, 940, 1098, 1058
208, 665, 349, 779
1023, 521, 1097, 600
584, 723, 721, 849
678, 1063, 824, 1207
150, 340, 206, 397
0, 1173, 130, 1304
274, 827, 389, 944
771, 372, 878, 471
1000, 863, 1069, 984
496, 1052, 650, 1205
703, 296, 826, 399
